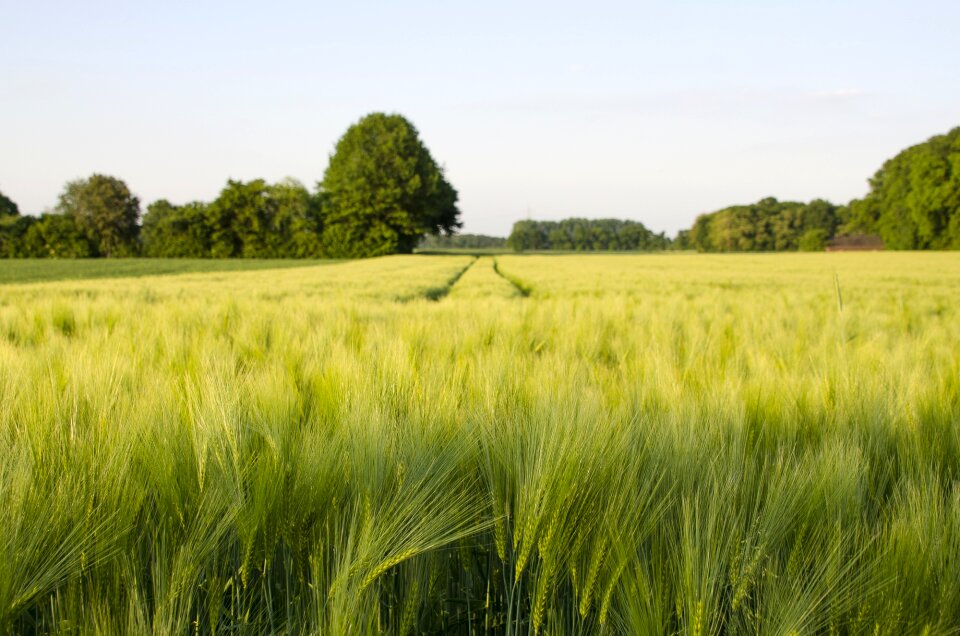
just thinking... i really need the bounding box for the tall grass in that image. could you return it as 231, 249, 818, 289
1, 253, 958, 633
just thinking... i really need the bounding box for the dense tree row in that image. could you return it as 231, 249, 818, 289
0, 113, 460, 259
681, 126, 960, 252
0, 177, 314, 258
142, 179, 324, 258
682, 197, 845, 252
508, 218, 670, 252
0, 175, 140, 258
5, 122, 957, 258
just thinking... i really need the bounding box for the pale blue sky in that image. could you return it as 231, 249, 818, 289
2, 0, 958, 236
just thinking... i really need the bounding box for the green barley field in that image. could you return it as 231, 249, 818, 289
2, 253, 959, 634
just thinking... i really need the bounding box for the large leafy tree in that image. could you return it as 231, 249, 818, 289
56, 174, 140, 256
320, 113, 460, 257
847, 126, 960, 249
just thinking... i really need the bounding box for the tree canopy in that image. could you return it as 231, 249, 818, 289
5, 119, 958, 259
686, 197, 845, 252
0, 189, 24, 256
418, 233, 507, 249
140, 179, 323, 258
0, 189, 19, 217
846, 126, 960, 249
680, 126, 960, 252
319, 113, 460, 258
508, 218, 669, 252
56, 174, 141, 257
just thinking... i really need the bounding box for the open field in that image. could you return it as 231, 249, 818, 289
0, 258, 340, 285
2, 253, 959, 634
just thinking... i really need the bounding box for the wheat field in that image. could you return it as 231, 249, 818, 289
1, 253, 959, 634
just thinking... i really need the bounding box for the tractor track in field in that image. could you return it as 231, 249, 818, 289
492, 258, 532, 297
411, 257, 534, 302
421, 257, 477, 301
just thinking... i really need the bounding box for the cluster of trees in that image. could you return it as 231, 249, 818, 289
681, 198, 845, 252
5, 120, 958, 258
0, 113, 460, 259
508, 218, 670, 252
0, 175, 140, 258
142, 180, 323, 258
681, 125, 960, 252
845, 126, 960, 249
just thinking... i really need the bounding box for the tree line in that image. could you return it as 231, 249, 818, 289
680, 125, 960, 252
679, 198, 845, 252
507, 218, 670, 252
418, 233, 507, 249
0, 113, 460, 259
844, 125, 960, 249
4, 122, 957, 257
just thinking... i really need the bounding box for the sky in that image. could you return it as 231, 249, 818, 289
1, 0, 958, 237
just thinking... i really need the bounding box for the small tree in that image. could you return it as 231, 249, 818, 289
56, 174, 140, 256
320, 113, 460, 257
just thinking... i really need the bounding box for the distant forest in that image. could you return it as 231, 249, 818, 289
678, 198, 844, 252
2, 125, 958, 258
507, 218, 670, 251
418, 233, 506, 249
677, 125, 960, 252
504, 125, 959, 252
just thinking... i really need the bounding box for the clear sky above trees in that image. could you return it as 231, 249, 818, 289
2, 0, 959, 236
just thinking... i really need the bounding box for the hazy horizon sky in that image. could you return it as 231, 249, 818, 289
2, 0, 958, 237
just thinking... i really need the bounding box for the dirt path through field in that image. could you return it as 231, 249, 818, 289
446, 257, 522, 299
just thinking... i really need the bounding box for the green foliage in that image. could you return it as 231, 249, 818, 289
673, 229, 692, 250
507, 218, 670, 251
419, 233, 507, 249
798, 228, 829, 251
688, 197, 843, 252
1, 213, 93, 258
141, 199, 211, 257
56, 174, 141, 257
140, 180, 323, 258
0, 189, 19, 217
684, 126, 960, 252
320, 113, 460, 257
21, 213, 94, 257
0, 190, 30, 257
847, 126, 960, 249
271, 178, 326, 258
0, 214, 34, 257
